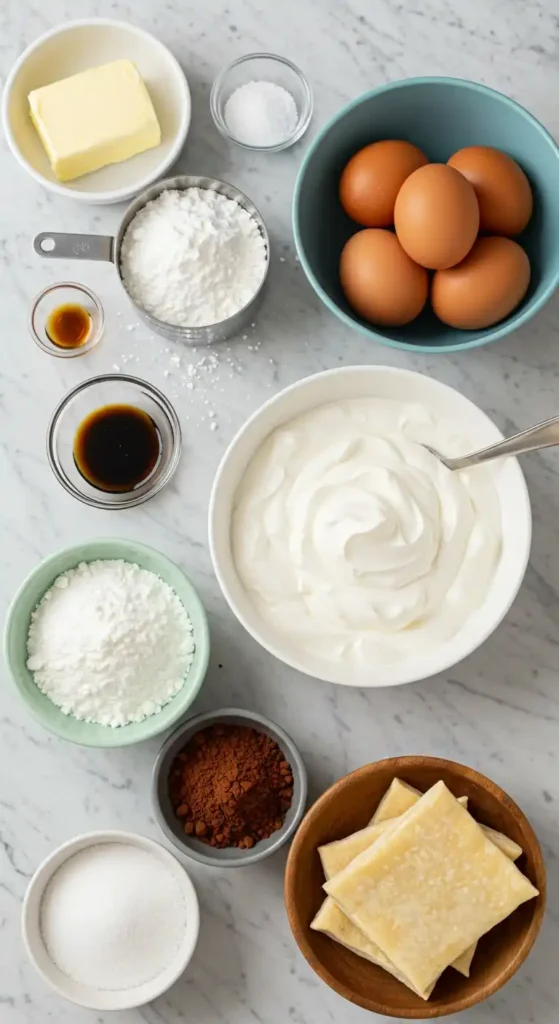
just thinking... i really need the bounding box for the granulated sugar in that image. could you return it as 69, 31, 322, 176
40, 843, 188, 991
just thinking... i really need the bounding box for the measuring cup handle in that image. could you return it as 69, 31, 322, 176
33, 232, 115, 262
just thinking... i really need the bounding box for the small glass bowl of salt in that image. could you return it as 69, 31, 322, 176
210, 53, 313, 152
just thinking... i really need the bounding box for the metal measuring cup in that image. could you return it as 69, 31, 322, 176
33, 174, 270, 346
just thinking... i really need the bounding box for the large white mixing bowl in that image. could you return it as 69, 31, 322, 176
209, 367, 531, 687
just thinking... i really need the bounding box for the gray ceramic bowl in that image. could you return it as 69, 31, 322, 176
152, 708, 307, 866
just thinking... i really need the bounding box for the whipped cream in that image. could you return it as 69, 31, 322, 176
232, 398, 502, 667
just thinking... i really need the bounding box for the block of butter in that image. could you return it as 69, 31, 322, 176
28, 60, 161, 182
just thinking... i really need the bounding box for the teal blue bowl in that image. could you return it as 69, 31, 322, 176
3, 539, 210, 747
293, 77, 559, 353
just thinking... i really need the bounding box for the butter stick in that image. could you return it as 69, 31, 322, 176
29, 60, 161, 182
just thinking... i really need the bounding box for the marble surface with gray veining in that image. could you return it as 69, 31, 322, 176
1, 1, 559, 1021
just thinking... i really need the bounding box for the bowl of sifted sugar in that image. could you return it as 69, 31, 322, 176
22, 830, 200, 1010
4, 538, 210, 746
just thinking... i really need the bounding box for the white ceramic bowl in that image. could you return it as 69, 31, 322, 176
22, 830, 200, 1010
2, 19, 191, 204
209, 366, 532, 687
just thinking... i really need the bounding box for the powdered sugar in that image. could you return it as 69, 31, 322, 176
26, 560, 195, 728
120, 188, 267, 328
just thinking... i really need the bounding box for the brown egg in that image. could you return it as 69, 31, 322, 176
339, 140, 428, 227
340, 228, 428, 326
431, 236, 530, 329
448, 146, 533, 236
394, 164, 479, 269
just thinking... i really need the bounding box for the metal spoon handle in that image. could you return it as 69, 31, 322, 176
450, 416, 559, 470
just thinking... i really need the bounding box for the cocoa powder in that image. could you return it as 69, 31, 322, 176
168, 723, 293, 849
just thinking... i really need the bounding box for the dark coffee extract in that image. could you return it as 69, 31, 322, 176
73, 404, 161, 492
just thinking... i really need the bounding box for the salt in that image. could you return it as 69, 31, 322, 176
40, 843, 188, 991
224, 80, 298, 147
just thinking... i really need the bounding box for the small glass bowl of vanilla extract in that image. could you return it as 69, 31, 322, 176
47, 375, 182, 509
29, 282, 104, 357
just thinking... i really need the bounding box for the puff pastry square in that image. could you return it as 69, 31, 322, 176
324, 781, 538, 994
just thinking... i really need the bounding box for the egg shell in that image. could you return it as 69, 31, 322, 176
339, 140, 429, 227
431, 236, 531, 329
340, 228, 428, 326
394, 164, 480, 270
448, 146, 533, 236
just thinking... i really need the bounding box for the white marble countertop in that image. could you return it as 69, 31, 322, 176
1, 1, 559, 1022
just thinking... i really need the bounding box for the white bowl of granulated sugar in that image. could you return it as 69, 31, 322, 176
22, 830, 200, 1009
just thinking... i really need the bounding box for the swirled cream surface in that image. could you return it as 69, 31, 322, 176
231, 398, 502, 667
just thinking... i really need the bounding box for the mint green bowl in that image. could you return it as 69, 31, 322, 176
3, 539, 210, 747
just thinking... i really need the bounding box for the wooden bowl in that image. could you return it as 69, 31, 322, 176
284, 756, 546, 1018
